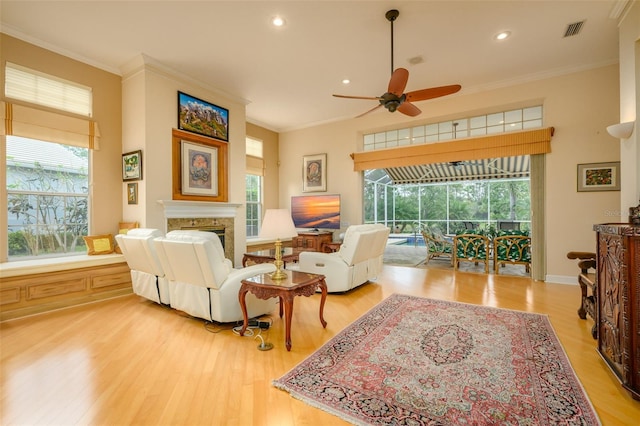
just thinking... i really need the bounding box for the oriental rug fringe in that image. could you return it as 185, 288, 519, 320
274, 294, 600, 425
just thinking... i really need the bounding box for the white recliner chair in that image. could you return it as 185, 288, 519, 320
115, 228, 170, 305
291, 224, 390, 293
153, 230, 278, 323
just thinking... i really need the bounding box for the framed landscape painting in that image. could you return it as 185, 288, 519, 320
178, 91, 229, 141
122, 150, 142, 181
577, 161, 620, 192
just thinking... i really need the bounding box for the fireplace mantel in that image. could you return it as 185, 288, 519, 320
158, 200, 241, 218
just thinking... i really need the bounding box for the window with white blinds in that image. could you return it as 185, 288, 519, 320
5, 62, 93, 117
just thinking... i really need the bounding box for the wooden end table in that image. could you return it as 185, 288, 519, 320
242, 247, 300, 267
239, 270, 327, 351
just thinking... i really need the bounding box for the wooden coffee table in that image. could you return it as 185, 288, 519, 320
242, 247, 301, 267
238, 270, 327, 351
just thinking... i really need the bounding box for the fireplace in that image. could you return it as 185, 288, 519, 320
159, 200, 241, 262
178, 225, 226, 248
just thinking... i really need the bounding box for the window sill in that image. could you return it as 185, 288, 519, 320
0, 253, 126, 279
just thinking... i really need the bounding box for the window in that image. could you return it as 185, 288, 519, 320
246, 137, 264, 237
6, 136, 89, 258
246, 174, 262, 237
364, 173, 530, 234
363, 106, 542, 151
4, 62, 96, 260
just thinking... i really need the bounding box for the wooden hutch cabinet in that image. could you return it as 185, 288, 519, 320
593, 223, 640, 400
292, 231, 333, 252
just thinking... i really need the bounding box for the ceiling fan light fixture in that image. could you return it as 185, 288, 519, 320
341, 79, 350, 85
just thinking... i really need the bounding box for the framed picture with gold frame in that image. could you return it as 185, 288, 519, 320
127, 182, 138, 204
172, 129, 228, 202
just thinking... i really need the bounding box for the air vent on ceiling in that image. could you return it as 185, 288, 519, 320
564, 20, 585, 37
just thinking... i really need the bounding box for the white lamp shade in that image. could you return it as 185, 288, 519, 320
259, 209, 298, 239
606, 121, 635, 139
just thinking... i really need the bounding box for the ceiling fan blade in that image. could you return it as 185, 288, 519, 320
388, 68, 409, 96
355, 104, 383, 118
333, 94, 382, 101
405, 84, 462, 102
397, 101, 421, 117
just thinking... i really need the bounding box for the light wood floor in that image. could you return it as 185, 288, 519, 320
1, 265, 639, 425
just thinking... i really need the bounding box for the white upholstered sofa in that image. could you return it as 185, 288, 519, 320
290, 224, 390, 293
115, 228, 170, 305
153, 230, 278, 323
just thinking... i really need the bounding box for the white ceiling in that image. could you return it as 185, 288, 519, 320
0, 1, 624, 133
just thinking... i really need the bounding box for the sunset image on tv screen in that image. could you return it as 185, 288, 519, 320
291, 195, 340, 229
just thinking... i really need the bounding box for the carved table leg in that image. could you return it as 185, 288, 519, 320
282, 294, 294, 351
238, 284, 250, 336
318, 279, 328, 328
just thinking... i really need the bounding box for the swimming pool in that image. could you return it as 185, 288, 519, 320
388, 235, 426, 247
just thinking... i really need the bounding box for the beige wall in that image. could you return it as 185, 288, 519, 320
246, 122, 279, 212
121, 56, 250, 265
0, 34, 122, 262
279, 64, 621, 280
617, 3, 639, 215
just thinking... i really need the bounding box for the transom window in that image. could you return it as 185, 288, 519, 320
363, 106, 542, 151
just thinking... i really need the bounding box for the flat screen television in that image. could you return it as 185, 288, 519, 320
291, 194, 340, 230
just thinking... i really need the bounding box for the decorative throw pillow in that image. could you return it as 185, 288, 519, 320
115, 222, 138, 254
118, 221, 139, 234
83, 234, 115, 255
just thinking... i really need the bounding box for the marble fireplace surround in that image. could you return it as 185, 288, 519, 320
158, 200, 241, 262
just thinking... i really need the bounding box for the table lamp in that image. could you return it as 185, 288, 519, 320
258, 209, 298, 280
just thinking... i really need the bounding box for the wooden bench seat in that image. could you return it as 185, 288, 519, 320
567, 251, 597, 339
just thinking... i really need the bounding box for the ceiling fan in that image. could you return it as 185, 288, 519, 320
333, 9, 462, 118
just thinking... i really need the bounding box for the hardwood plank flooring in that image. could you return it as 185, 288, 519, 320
2, 265, 639, 425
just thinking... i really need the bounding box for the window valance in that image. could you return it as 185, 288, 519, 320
1, 101, 100, 149
351, 127, 554, 171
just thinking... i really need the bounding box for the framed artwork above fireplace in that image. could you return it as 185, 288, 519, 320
172, 128, 228, 202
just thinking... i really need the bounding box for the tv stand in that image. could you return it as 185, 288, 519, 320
293, 231, 333, 252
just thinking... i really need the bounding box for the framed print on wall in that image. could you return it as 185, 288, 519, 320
127, 183, 138, 205
177, 91, 229, 141
181, 141, 218, 196
577, 161, 621, 192
303, 153, 327, 192
172, 129, 228, 202
122, 150, 142, 181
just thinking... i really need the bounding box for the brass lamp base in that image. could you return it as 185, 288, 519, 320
270, 238, 288, 281
270, 268, 288, 281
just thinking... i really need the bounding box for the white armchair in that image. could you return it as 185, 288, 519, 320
115, 228, 169, 305
153, 230, 278, 323
291, 224, 390, 293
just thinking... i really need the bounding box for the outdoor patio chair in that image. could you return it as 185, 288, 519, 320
420, 227, 453, 265
493, 234, 531, 274
453, 233, 490, 273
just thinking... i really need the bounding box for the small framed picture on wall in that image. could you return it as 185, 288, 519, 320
127, 182, 138, 204
302, 153, 327, 192
122, 150, 142, 181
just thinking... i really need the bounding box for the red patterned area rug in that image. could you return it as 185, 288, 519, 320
273, 294, 600, 425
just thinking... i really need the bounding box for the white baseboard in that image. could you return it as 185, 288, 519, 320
545, 274, 578, 285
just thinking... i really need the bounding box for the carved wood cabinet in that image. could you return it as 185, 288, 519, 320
594, 223, 640, 400
292, 231, 333, 252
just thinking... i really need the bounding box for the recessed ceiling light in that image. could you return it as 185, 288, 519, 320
342, 79, 350, 85
272, 16, 285, 27
495, 31, 511, 41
